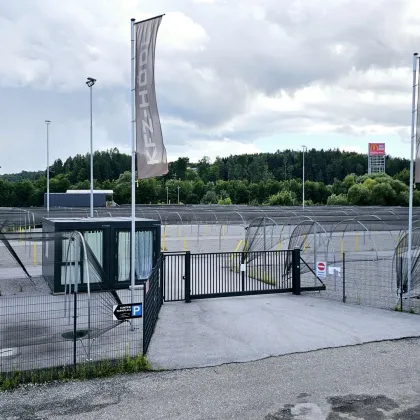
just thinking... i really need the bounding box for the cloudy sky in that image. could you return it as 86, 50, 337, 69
1, 0, 419, 174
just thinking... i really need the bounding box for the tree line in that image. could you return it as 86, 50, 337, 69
0, 147, 414, 207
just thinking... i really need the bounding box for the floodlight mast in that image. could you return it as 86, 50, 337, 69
408, 53, 418, 309
86, 77, 96, 218
302, 145, 307, 210
45, 120, 51, 214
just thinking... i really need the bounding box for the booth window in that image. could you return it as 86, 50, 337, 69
84, 230, 103, 266
117, 230, 153, 282
61, 230, 103, 285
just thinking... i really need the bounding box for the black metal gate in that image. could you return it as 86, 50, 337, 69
143, 256, 163, 354
163, 249, 325, 302
163, 252, 186, 302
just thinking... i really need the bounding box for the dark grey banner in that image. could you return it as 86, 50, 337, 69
135, 16, 168, 179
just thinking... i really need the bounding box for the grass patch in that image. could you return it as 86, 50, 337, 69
229, 263, 276, 286
0, 354, 150, 392
393, 305, 418, 314
247, 268, 276, 286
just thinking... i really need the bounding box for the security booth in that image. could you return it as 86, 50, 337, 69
42, 217, 161, 294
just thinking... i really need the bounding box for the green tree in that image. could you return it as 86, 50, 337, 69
268, 190, 296, 205
197, 156, 211, 183
347, 184, 372, 205
394, 168, 410, 185
342, 174, 356, 191
327, 194, 348, 205
371, 183, 396, 205
362, 178, 377, 191
201, 190, 218, 204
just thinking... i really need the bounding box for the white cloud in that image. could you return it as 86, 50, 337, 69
158, 12, 210, 52
0, 0, 420, 173
168, 138, 262, 162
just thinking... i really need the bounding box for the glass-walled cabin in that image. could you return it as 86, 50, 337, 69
42, 217, 161, 294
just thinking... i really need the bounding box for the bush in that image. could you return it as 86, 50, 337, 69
200, 190, 218, 204
413, 190, 420, 206
347, 184, 372, 205
362, 178, 377, 191
327, 193, 348, 205
268, 190, 296, 205
397, 191, 409, 206
371, 182, 396, 205
390, 179, 408, 194
218, 197, 232, 205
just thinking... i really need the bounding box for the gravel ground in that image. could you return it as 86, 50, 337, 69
1, 338, 420, 420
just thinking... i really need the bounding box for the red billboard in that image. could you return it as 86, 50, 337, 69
368, 143, 385, 156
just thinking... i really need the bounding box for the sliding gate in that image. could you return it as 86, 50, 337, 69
163, 249, 325, 302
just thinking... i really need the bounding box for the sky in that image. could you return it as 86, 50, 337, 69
1, 0, 420, 174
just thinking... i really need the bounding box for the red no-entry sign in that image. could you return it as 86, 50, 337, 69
316, 261, 326, 278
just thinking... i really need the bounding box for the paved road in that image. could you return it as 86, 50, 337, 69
149, 295, 420, 370
1, 339, 420, 419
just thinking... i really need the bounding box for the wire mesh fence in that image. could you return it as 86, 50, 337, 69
301, 254, 420, 313
0, 289, 144, 378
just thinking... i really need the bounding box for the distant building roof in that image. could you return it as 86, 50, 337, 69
66, 190, 114, 195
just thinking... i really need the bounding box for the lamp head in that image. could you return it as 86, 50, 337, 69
86, 77, 97, 87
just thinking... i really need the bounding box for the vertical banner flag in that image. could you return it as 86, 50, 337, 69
416, 60, 420, 183
135, 16, 168, 179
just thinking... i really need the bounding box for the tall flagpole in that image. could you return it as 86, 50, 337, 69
130, 18, 136, 329
407, 52, 418, 310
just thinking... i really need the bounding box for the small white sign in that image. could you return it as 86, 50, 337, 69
328, 266, 341, 276
316, 261, 327, 278
240, 264, 246, 272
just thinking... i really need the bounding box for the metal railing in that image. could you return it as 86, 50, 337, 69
143, 256, 164, 354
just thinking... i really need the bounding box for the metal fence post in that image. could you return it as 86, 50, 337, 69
160, 255, 164, 305
185, 251, 191, 303
73, 240, 79, 369
143, 283, 146, 355
73, 287, 77, 368
342, 252, 346, 303
241, 252, 245, 292
400, 255, 403, 311
292, 247, 301, 295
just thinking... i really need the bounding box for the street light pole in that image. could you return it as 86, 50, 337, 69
177, 186, 180, 204
45, 120, 51, 214
302, 145, 307, 210
86, 77, 96, 218
408, 53, 418, 310
166, 186, 169, 204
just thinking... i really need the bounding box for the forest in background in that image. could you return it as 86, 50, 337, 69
0, 147, 415, 207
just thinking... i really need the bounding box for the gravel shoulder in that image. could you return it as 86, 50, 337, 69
1, 338, 420, 420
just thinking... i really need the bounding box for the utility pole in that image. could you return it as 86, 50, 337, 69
302, 145, 307, 210
86, 77, 97, 217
